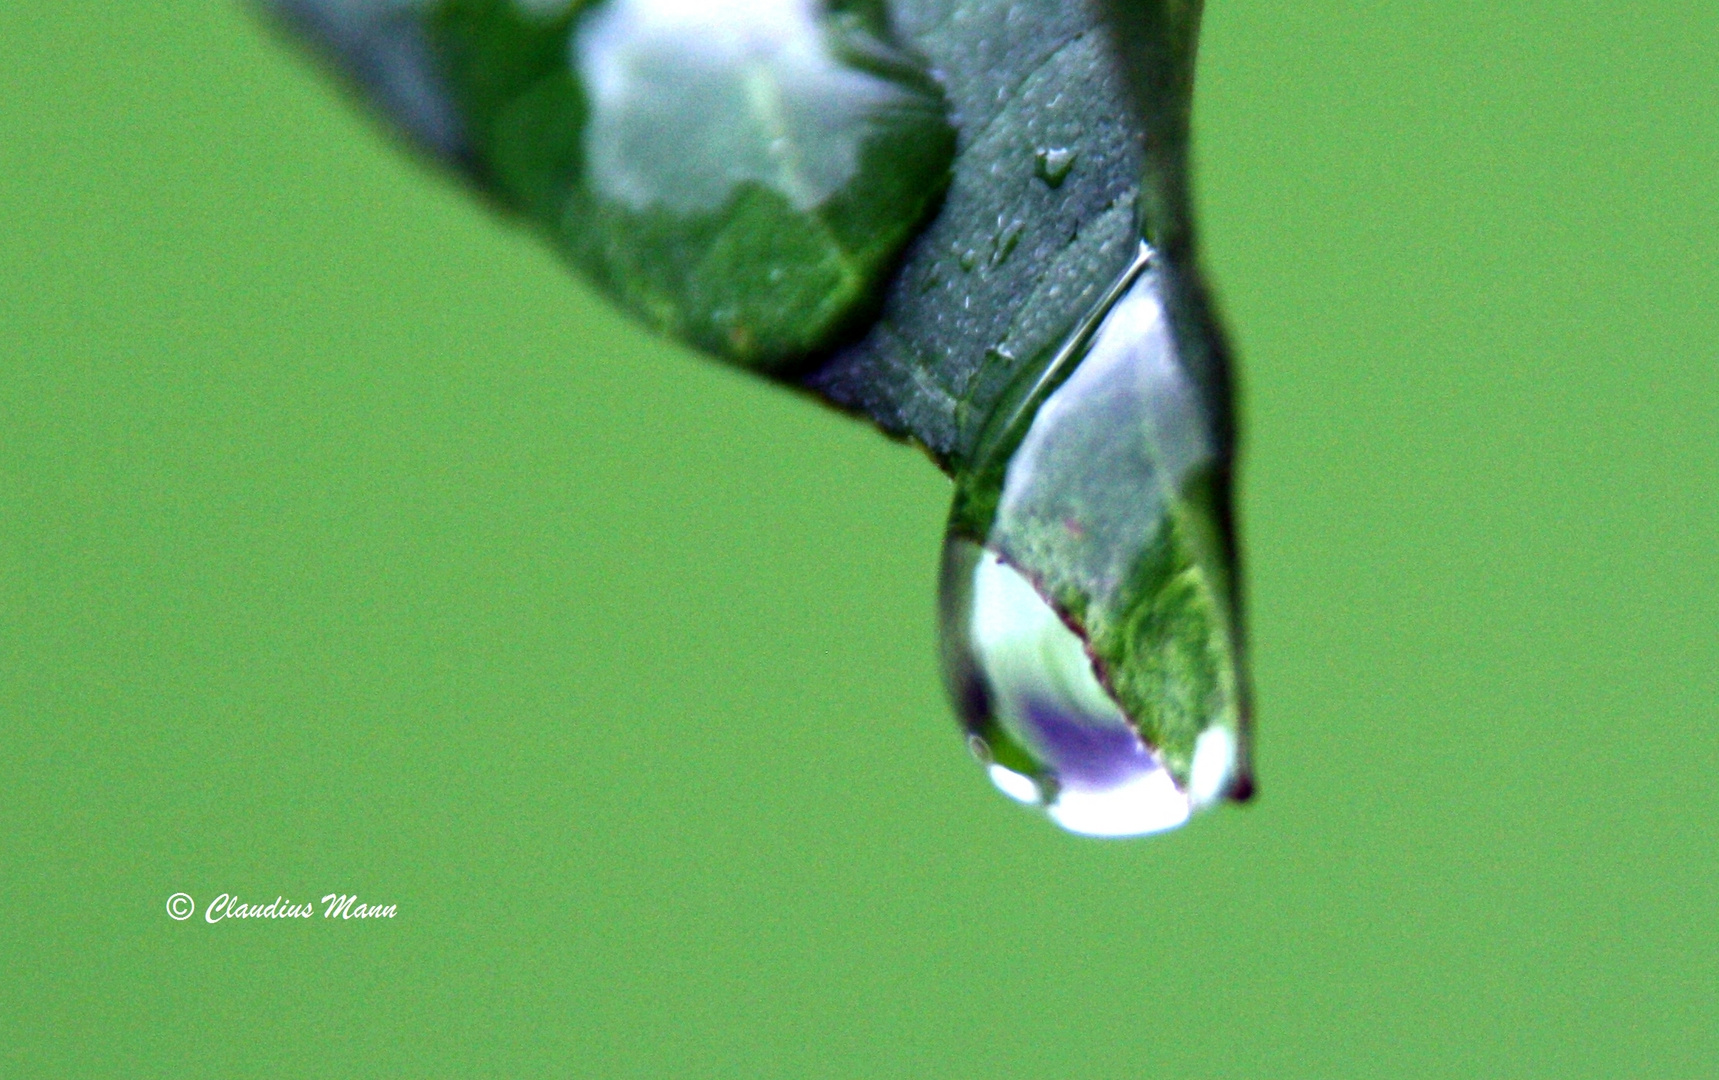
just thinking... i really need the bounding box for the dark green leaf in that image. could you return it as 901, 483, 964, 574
268, 0, 955, 372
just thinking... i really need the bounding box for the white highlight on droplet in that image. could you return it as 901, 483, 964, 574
576, 0, 910, 212
986, 764, 1042, 806
1048, 768, 1191, 838
1188, 725, 1238, 808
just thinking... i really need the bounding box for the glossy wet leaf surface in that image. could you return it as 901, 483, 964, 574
274, 0, 956, 371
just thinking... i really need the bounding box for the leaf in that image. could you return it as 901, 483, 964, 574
801, 0, 1158, 468
258, 0, 1253, 828
266, 0, 956, 372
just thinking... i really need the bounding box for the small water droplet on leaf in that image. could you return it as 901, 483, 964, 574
989, 219, 1025, 267
1033, 145, 1076, 188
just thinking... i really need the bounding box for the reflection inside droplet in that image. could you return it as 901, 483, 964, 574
940, 243, 1247, 837
946, 542, 1192, 838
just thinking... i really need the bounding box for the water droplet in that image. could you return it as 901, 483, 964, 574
943, 540, 1194, 836
1033, 146, 1076, 188
989, 219, 1025, 267
940, 242, 1246, 836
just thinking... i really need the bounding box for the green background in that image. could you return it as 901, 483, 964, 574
3, 2, 1715, 1075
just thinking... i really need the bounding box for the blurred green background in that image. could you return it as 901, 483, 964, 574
3, 2, 1715, 1076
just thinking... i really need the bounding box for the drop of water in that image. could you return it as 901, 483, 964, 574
943, 540, 1194, 837
1033, 146, 1076, 188
271, 1, 1248, 836
940, 242, 1246, 836
989, 219, 1025, 267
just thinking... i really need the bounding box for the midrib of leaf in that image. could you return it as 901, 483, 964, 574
734, 61, 869, 315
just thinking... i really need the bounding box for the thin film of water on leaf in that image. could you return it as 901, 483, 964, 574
550, 0, 953, 367
941, 243, 1245, 837
578, 0, 916, 214
263, 0, 955, 371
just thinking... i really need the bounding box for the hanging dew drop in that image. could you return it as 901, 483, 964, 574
941, 242, 1249, 836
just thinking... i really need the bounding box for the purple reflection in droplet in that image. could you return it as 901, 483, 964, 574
1020, 695, 1161, 790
